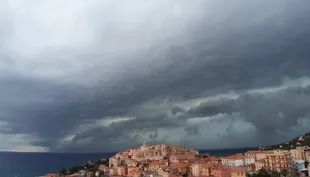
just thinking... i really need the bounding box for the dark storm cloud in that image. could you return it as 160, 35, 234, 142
170, 106, 185, 115
187, 98, 235, 118
184, 85, 310, 145
1, 0, 310, 152
184, 125, 200, 136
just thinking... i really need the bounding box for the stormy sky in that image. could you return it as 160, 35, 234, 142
1, 0, 310, 152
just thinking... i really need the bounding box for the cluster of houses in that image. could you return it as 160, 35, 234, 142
45, 141, 310, 177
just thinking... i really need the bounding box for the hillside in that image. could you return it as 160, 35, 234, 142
261, 132, 310, 150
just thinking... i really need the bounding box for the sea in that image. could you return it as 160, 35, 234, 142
0, 147, 256, 177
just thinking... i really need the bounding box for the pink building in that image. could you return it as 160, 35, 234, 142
255, 159, 265, 171
231, 167, 246, 177
170, 154, 197, 163
98, 164, 109, 173
290, 147, 307, 160
211, 165, 231, 177
127, 167, 140, 176
116, 167, 127, 176
149, 160, 169, 171
86, 171, 94, 177
245, 150, 266, 160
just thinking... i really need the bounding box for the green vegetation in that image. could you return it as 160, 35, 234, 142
263, 132, 310, 150
98, 171, 104, 177
247, 169, 284, 177
59, 168, 67, 175
68, 165, 84, 174
60, 158, 110, 175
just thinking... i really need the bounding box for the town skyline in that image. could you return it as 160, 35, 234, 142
46, 138, 310, 177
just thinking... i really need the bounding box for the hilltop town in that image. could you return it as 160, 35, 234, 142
45, 139, 310, 177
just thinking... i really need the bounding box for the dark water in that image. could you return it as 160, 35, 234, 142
0, 152, 114, 177
199, 147, 258, 157
0, 147, 256, 177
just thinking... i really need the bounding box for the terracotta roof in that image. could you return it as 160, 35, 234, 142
222, 155, 245, 160
150, 160, 168, 165
256, 159, 266, 163
169, 162, 187, 168
175, 154, 197, 159
195, 159, 208, 164
201, 163, 216, 168
245, 150, 264, 154
248, 163, 255, 167
231, 167, 246, 173
209, 156, 220, 161
127, 158, 138, 163
143, 170, 154, 175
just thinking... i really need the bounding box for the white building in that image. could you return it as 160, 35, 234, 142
222, 155, 245, 167
292, 160, 305, 174
244, 157, 255, 165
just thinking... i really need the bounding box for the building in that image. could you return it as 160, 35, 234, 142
167, 162, 188, 176
290, 147, 306, 160
221, 155, 245, 167
264, 150, 292, 172
246, 163, 256, 173
98, 164, 109, 173
208, 156, 221, 164
292, 160, 305, 175
78, 170, 86, 177
157, 167, 170, 177
87, 171, 94, 177
231, 167, 246, 177
244, 150, 266, 160
303, 148, 310, 162
65, 174, 80, 177
128, 167, 140, 177
191, 163, 200, 177
109, 141, 192, 168
244, 157, 255, 166
192, 163, 216, 176
211, 164, 231, 177
170, 154, 197, 163
149, 160, 169, 171
116, 167, 128, 176
254, 159, 265, 171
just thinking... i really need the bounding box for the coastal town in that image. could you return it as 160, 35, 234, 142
45, 135, 310, 177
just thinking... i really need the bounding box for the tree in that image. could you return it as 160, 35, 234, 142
182, 173, 189, 177
182, 167, 190, 177
98, 171, 104, 177
270, 171, 280, 177
280, 169, 288, 177
305, 161, 309, 168
59, 168, 67, 175
68, 165, 84, 174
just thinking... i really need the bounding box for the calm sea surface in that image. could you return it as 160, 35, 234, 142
0, 147, 256, 177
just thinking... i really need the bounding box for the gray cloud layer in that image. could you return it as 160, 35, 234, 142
1, 0, 310, 152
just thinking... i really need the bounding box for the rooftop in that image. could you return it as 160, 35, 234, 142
245, 150, 264, 154
231, 167, 246, 173
222, 155, 245, 160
